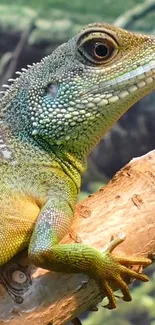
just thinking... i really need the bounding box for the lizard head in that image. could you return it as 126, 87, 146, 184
1, 23, 155, 156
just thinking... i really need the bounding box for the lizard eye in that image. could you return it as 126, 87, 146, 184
77, 31, 118, 65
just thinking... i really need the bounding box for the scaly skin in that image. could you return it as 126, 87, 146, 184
0, 23, 155, 310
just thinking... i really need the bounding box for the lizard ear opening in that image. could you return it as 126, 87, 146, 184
77, 30, 118, 65
45, 83, 59, 100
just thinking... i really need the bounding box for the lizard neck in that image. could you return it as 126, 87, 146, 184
0, 119, 85, 194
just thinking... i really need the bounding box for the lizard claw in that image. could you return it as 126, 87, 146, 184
71, 317, 82, 325
96, 234, 151, 309
89, 305, 98, 311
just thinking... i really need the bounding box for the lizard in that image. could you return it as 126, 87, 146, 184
0, 22, 155, 322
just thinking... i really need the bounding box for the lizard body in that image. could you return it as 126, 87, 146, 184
0, 23, 155, 311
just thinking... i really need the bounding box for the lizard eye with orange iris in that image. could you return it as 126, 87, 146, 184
78, 33, 118, 64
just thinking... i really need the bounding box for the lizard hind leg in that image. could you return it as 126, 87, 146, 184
0, 194, 40, 266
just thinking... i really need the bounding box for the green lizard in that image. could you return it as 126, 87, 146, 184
0, 23, 154, 317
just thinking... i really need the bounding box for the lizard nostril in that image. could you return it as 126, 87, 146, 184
45, 83, 59, 100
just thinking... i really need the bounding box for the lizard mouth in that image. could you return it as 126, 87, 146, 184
82, 59, 155, 106
78, 59, 155, 111
101, 60, 155, 89
89, 59, 155, 94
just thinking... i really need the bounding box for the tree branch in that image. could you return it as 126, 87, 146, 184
1, 150, 155, 325
114, 0, 155, 29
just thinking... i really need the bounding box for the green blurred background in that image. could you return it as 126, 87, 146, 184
0, 0, 155, 324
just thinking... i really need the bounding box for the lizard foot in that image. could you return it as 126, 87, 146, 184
29, 232, 151, 311
95, 233, 151, 309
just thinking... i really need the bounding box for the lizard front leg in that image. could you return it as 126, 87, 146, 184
28, 180, 151, 310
